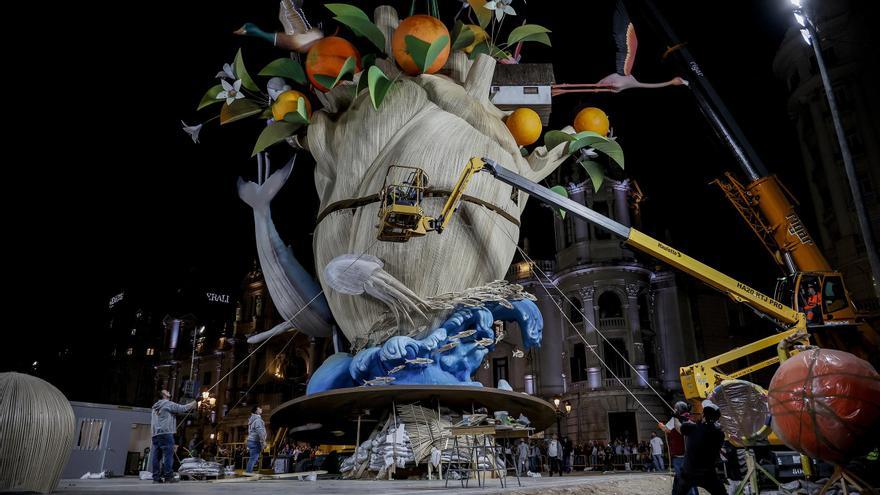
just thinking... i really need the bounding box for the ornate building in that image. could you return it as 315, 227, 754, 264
476, 176, 700, 444
153, 262, 325, 448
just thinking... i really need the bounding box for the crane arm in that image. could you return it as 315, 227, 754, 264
474, 157, 808, 398
432, 157, 486, 233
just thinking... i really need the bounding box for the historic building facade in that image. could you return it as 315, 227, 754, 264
772, 0, 880, 309
476, 177, 699, 444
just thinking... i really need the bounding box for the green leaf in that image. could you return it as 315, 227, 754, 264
515, 32, 551, 46
467, 0, 492, 29
468, 41, 490, 60
507, 25, 552, 46
579, 159, 606, 192
355, 71, 370, 96
197, 85, 224, 110
252, 121, 301, 156
220, 99, 262, 125
367, 65, 393, 110
312, 56, 357, 90
325, 3, 370, 20
258, 58, 306, 85
590, 139, 625, 169
404, 34, 449, 73
567, 131, 609, 154
334, 15, 386, 52
550, 185, 569, 219
543, 130, 575, 152
451, 21, 476, 51
280, 97, 310, 125
233, 48, 259, 92
362, 53, 377, 69
259, 107, 273, 119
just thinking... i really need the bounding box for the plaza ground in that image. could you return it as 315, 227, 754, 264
57, 472, 675, 495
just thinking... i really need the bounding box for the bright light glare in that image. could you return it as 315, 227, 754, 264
790, 0, 802, 7
800, 28, 812, 45
794, 13, 805, 26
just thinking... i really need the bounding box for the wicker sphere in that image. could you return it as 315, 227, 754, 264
0, 372, 75, 493
768, 349, 880, 464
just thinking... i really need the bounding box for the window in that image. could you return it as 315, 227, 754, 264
570, 343, 588, 382
130, 328, 137, 336
637, 293, 651, 330
146, 347, 155, 356
76, 418, 105, 450
603, 338, 630, 379
522, 86, 539, 94
823, 277, 848, 313
597, 291, 623, 318
126, 347, 134, 356
568, 297, 583, 324
203, 372, 212, 387
492, 357, 509, 386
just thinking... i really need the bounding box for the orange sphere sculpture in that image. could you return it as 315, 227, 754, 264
392, 15, 450, 75
768, 349, 880, 464
306, 36, 362, 92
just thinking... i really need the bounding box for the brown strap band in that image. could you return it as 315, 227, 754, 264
315, 189, 520, 227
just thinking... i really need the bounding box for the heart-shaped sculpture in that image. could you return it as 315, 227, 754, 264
306, 7, 567, 344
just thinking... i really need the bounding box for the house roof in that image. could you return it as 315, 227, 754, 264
491, 63, 555, 86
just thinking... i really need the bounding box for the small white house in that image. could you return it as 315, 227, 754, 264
490, 63, 555, 125
62, 402, 153, 478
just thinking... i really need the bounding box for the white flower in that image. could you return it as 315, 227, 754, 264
215, 63, 235, 80
216, 79, 245, 105
267, 77, 292, 101
483, 0, 515, 21
181, 121, 203, 143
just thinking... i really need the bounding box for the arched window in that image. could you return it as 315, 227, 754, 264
597, 291, 623, 319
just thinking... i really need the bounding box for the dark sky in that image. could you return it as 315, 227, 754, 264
6, 0, 838, 376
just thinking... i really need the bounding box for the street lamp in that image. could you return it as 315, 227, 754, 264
553, 397, 572, 437
791, 0, 880, 300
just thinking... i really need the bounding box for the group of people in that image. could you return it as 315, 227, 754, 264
148, 390, 268, 483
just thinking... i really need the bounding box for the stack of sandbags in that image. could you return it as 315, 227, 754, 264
369, 424, 414, 470
177, 457, 222, 478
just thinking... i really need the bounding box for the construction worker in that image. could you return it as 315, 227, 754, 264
803, 283, 823, 323
246, 406, 267, 473
660, 401, 697, 495
150, 390, 197, 483
671, 400, 726, 495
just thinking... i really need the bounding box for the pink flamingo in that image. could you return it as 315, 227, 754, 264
552, 0, 688, 96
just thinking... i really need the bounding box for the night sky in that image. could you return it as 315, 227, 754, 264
7, 1, 865, 386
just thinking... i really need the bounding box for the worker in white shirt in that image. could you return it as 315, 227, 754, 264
650, 431, 665, 471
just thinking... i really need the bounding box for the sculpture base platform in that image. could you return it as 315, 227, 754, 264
270, 385, 556, 444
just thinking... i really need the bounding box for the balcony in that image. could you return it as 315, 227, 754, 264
568, 376, 663, 392
597, 317, 626, 329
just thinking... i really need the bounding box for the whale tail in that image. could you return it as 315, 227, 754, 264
237, 155, 295, 215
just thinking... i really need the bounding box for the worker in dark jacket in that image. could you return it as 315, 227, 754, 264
671, 400, 726, 495
150, 390, 196, 483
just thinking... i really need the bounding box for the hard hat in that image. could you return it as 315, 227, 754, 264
702, 399, 720, 411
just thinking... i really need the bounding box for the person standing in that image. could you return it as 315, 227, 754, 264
672, 400, 727, 495
562, 436, 573, 473
529, 440, 540, 473
660, 402, 698, 495
246, 406, 267, 473
150, 390, 197, 483
650, 431, 665, 472
547, 435, 563, 476
517, 439, 530, 474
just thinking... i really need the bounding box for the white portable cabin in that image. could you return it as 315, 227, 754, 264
62, 402, 152, 478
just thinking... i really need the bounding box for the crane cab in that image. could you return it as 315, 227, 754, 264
775, 272, 880, 365
377, 166, 432, 242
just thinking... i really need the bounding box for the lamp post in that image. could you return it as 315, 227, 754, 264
790, 0, 880, 300
553, 397, 572, 437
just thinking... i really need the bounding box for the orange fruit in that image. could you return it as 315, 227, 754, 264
392, 15, 451, 75
463, 24, 488, 54
305, 36, 362, 92
505, 108, 543, 146
272, 90, 312, 121
573, 107, 610, 136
